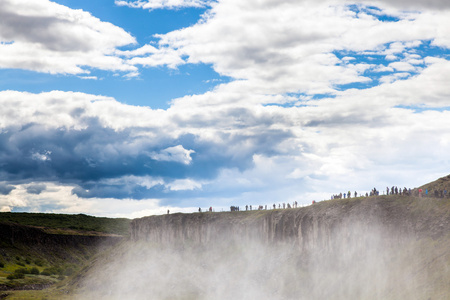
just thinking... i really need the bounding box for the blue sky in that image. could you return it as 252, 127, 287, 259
0, 1, 222, 109
1, 0, 450, 217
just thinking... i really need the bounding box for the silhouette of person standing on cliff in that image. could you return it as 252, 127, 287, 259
199, 207, 202, 213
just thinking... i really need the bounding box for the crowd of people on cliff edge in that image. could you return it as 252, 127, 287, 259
331, 186, 449, 200
199, 201, 302, 213
414, 187, 448, 198
192, 185, 449, 214
230, 202, 300, 212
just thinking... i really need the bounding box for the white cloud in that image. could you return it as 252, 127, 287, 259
115, 0, 213, 10
153, 0, 450, 98
0, 206, 11, 212
0, 0, 137, 75
116, 45, 159, 57
2, 0, 450, 217
406, 58, 423, 65
379, 72, 410, 84
78, 76, 99, 80
2, 68, 450, 216
167, 179, 202, 191
0, 181, 196, 217
128, 47, 185, 69
31, 151, 52, 162
388, 61, 417, 72
149, 145, 195, 165
101, 176, 164, 190
371, 0, 450, 10
0, 90, 168, 131
372, 65, 394, 72
385, 54, 398, 61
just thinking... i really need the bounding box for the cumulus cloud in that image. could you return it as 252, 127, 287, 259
1, 0, 450, 216
0, 181, 195, 217
151, 0, 450, 97
0, 90, 293, 203
0, 183, 15, 195
379, 72, 410, 84
388, 62, 417, 72
2, 53, 450, 214
166, 179, 202, 191
150, 145, 195, 164
0, 206, 11, 212
116, 44, 186, 69
0, 0, 137, 75
31, 151, 52, 162
26, 184, 47, 195
115, 0, 213, 10
371, 0, 450, 10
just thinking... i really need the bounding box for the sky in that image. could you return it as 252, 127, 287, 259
1, 0, 450, 218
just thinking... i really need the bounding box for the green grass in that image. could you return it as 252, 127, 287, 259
0, 258, 84, 299
0, 213, 127, 296
0, 287, 75, 300
0, 212, 130, 236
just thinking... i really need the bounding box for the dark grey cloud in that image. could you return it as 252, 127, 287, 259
0, 120, 171, 183
26, 184, 47, 195
0, 113, 293, 200
0, 183, 15, 195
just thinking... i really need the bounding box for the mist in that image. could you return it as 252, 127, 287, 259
76, 208, 437, 300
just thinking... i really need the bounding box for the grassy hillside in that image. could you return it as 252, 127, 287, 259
419, 174, 450, 195
0, 212, 130, 236
0, 213, 128, 298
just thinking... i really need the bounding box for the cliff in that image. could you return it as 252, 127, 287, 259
77, 195, 450, 300
131, 196, 449, 250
